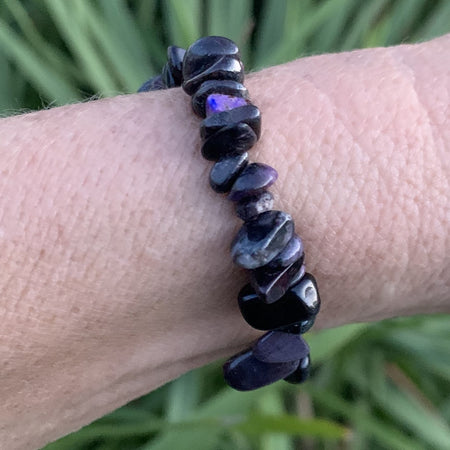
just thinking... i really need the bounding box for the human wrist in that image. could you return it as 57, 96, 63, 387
0, 34, 449, 448
245, 36, 450, 327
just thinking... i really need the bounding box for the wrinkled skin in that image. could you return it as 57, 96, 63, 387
0, 34, 448, 448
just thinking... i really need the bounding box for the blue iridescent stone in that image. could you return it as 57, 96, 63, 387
206, 94, 248, 116
253, 331, 310, 363
284, 354, 311, 384
223, 348, 298, 391
192, 80, 248, 117
228, 163, 278, 202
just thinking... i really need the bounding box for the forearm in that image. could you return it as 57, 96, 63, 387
0, 34, 449, 448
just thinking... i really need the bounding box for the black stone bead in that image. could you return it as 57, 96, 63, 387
137, 74, 165, 92
284, 354, 310, 384
182, 36, 243, 95
200, 104, 261, 141
287, 273, 321, 319
236, 190, 274, 221
253, 331, 310, 363
238, 283, 313, 330
231, 210, 294, 269
223, 347, 298, 391
267, 235, 304, 270
167, 46, 186, 85
250, 256, 305, 304
192, 80, 248, 117
228, 163, 277, 202
209, 152, 248, 193
201, 122, 256, 161
279, 317, 315, 334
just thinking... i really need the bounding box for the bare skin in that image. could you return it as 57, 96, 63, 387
0, 34, 448, 448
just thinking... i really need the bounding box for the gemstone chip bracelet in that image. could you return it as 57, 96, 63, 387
138, 36, 321, 391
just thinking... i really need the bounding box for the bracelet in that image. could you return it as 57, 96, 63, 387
139, 36, 321, 391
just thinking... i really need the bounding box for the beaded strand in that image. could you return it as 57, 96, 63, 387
139, 36, 321, 391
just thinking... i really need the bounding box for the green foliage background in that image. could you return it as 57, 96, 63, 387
1, 1, 449, 449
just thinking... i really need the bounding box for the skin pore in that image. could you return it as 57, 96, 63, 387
0, 34, 448, 448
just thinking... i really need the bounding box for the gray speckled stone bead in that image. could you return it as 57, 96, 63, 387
235, 190, 274, 221
231, 210, 294, 269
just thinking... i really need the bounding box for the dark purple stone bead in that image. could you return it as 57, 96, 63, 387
162, 62, 176, 88
238, 283, 313, 330
184, 57, 243, 95
192, 80, 248, 117
288, 263, 306, 287
201, 122, 256, 161
267, 235, 304, 270
287, 273, 321, 319
284, 355, 311, 384
250, 257, 305, 304
231, 210, 294, 269
200, 104, 261, 141
182, 36, 243, 95
279, 317, 315, 334
206, 94, 248, 116
228, 163, 278, 202
236, 190, 274, 221
223, 348, 298, 391
137, 74, 165, 92
253, 331, 310, 363
209, 152, 248, 193
167, 46, 186, 85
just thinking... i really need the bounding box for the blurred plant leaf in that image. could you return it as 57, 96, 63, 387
0, 17, 80, 106
307, 323, 369, 363
235, 413, 347, 439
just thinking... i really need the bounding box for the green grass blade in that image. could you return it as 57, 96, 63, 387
0, 18, 80, 105
341, 0, 389, 50
311, 0, 359, 53
382, 0, 428, 45
163, 0, 203, 47
43, 0, 118, 95
3, 0, 77, 78
99, 0, 154, 72
206, 0, 253, 62
375, 381, 450, 448
257, 390, 292, 450
312, 389, 424, 450
165, 371, 201, 422
73, 0, 151, 92
0, 50, 26, 113
415, 1, 450, 41
253, 0, 288, 67
235, 414, 348, 439
307, 323, 370, 364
